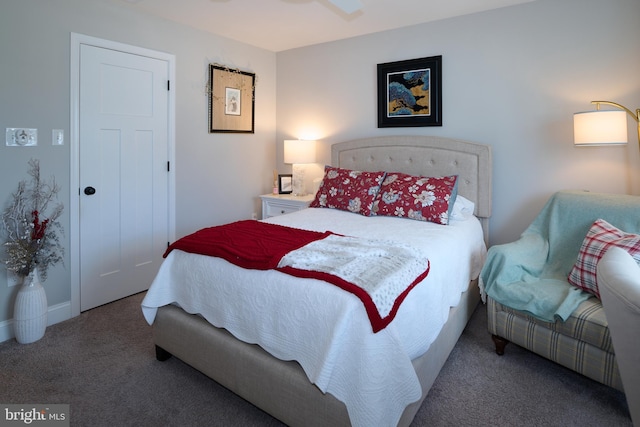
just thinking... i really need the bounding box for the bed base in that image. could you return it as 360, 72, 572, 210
152, 280, 480, 427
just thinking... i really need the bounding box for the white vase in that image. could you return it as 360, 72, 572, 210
13, 269, 48, 344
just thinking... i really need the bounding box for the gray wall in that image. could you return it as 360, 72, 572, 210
0, 0, 277, 326
1, 0, 639, 330
276, 0, 640, 246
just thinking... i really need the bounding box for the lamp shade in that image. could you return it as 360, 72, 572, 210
284, 139, 316, 164
573, 110, 628, 146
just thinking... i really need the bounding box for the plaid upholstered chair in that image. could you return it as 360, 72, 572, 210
480, 190, 640, 391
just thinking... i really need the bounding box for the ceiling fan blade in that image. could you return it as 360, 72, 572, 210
327, 0, 363, 14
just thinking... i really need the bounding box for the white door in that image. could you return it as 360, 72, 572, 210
79, 44, 170, 311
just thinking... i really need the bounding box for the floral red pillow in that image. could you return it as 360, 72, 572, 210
309, 166, 386, 216
568, 219, 640, 298
371, 173, 458, 225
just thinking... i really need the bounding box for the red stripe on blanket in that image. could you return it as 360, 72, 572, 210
277, 264, 429, 332
164, 220, 428, 332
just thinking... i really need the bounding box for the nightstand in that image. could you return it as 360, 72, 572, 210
260, 193, 314, 219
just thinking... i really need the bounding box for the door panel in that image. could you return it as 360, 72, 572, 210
79, 45, 169, 311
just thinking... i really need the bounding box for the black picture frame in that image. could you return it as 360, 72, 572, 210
278, 174, 293, 194
377, 56, 442, 128
208, 64, 255, 133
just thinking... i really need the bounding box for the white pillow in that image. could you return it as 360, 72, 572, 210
450, 195, 475, 221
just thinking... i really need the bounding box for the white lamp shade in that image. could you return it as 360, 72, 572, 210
573, 110, 628, 146
284, 139, 316, 164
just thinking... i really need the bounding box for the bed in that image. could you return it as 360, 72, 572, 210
141, 135, 492, 427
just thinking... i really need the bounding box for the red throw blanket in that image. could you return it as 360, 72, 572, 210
164, 220, 331, 269
164, 220, 429, 332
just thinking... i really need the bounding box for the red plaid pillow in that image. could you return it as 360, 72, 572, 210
309, 166, 385, 216
568, 219, 640, 298
371, 173, 458, 225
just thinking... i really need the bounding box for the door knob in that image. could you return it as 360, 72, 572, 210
84, 186, 96, 195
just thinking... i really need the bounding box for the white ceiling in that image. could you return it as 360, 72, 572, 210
118, 0, 536, 52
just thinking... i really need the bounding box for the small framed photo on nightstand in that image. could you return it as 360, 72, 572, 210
278, 174, 292, 194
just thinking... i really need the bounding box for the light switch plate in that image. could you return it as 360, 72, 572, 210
6, 128, 37, 146
52, 129, 64, 146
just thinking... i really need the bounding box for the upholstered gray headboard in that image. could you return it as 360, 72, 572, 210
331, 135, 492, 242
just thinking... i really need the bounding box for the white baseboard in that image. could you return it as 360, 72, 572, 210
0, 301, 73, 343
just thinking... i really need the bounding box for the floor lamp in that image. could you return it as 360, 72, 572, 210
574, 101, 640, 149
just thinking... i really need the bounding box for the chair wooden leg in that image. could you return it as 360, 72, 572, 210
491, 334, 509, 355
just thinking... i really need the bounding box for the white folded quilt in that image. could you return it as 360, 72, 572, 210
278, 234, 430, 327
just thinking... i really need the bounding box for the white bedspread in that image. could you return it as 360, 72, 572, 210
141, 208, 486, 427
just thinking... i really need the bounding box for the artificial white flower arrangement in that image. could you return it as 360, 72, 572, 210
2, 159, 64, 281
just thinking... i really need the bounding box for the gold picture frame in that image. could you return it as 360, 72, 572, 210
208, 64, 255, 133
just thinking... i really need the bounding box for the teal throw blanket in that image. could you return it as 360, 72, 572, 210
480, 190, 640, 322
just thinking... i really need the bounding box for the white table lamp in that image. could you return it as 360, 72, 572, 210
284, 139, 316, 196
